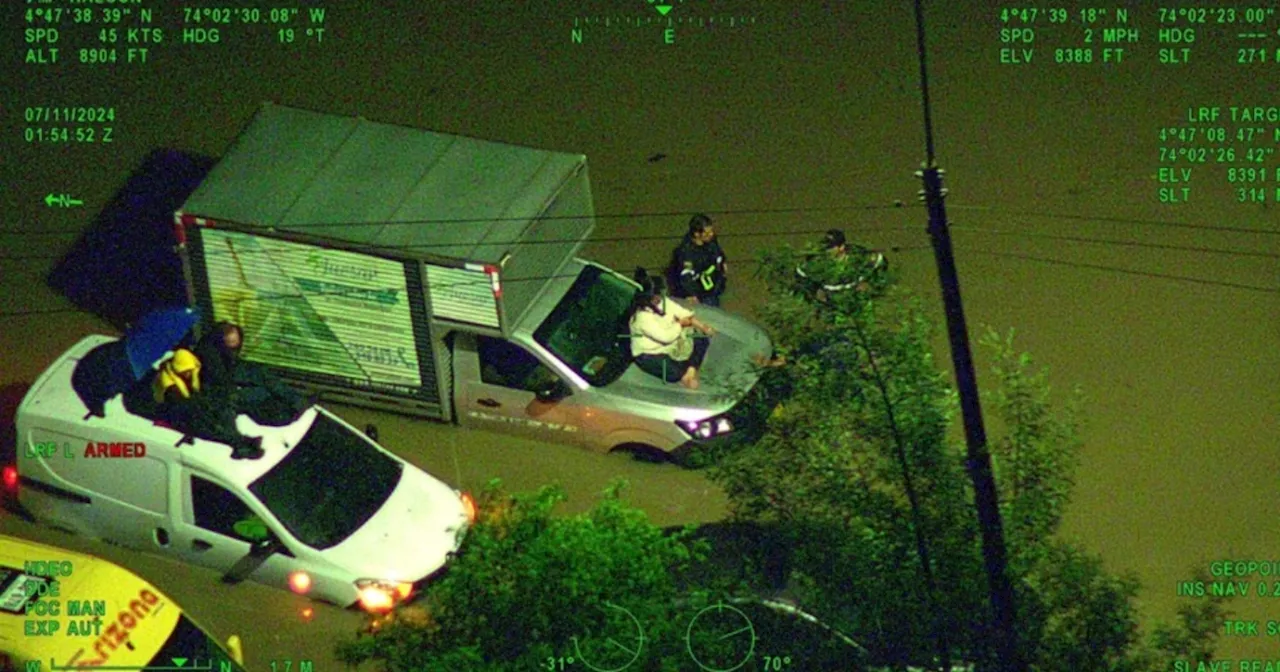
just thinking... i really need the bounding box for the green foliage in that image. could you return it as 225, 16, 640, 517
979, 327, 1084, 561
707, 244, 1231, 669
723, 245, 988, 664
1016, 542, 1144, 671
980, 334, 1231, 672
1146, 568, 1232, 663
335, 479, 720, 671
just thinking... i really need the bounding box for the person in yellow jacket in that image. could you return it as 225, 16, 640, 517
152, 348, 263, 459
153, 347, 202, 404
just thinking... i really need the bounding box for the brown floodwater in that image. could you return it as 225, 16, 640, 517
3, 2, 1278, 669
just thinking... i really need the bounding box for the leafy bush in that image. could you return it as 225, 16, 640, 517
336, 479, 723, 671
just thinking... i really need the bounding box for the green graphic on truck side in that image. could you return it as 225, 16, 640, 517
202, 229, 422, 388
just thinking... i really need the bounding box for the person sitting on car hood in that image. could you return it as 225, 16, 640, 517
628, 269, 716, 390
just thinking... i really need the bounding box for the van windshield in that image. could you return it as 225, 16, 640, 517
249, 414, 403, 549
533, 266, 636, 387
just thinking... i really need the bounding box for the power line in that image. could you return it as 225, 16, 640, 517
3, 218, 1277, 263
0, 242, 1274, 320
0, 250, 933, 317
0, 245, 935, 319
957, 248, 1280, 294
947, 203, 1280, 237
2, 200, 1277, 238
0, 223, 909, 262
949, 225, 1280, 260
0, 202, 918, 236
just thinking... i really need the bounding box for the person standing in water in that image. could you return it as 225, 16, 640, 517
795, 228, 888, 302
671, 213, 728, 307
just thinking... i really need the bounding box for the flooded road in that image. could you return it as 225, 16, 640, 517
4, 1, 1279, 669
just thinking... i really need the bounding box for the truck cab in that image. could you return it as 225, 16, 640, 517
452, 259, 775, 460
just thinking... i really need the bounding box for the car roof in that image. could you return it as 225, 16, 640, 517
23, 335, 358, 490
176, 407, 326, 487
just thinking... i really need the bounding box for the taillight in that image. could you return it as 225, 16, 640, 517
354, 580, 412, 613
2, 465, 17, 493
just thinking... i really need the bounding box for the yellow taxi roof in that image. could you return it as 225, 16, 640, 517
0, 535, 182, 667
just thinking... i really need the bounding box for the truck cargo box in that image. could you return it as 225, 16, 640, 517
175, 103, 595, 418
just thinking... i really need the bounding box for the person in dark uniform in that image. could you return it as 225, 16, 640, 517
794, 229, 888, 303
671, 213, 728, 307
193, 321, 305, 425
193, 322, 242, 391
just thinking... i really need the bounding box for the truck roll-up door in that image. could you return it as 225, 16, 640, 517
425, 264, 500, 328
191, 226, 437, 403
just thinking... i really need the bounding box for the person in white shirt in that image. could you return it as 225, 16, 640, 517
629, 270, 715, 389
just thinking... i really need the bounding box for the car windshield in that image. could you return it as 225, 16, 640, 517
533, 265, 636, 387
149, 615, 248, 671
249, 413, 403, 550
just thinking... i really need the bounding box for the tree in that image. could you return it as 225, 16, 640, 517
336, 479, 735, 671
703, 245, 1230, 669
715, 246, 985, 666
981, 327, 1232, 671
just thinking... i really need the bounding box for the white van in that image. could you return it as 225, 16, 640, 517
8, 335, 477, 613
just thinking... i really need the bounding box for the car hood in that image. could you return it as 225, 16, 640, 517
606, 305, 773, 413
321, 466, 468, 582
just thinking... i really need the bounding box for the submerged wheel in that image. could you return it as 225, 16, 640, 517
611, 443, 671, 464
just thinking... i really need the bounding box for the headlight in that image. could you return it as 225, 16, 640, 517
460, 491, 477, 524
678, 415, 733, 439
288, 571, 312, 595
355, 579, 413, 613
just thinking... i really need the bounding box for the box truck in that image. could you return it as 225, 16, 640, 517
175, 103, 775, 461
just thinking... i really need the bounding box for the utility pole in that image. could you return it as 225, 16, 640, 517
910, 0, 1026, 670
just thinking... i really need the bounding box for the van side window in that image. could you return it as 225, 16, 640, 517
477, 337, 557, 392
190, 476, 259, 541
